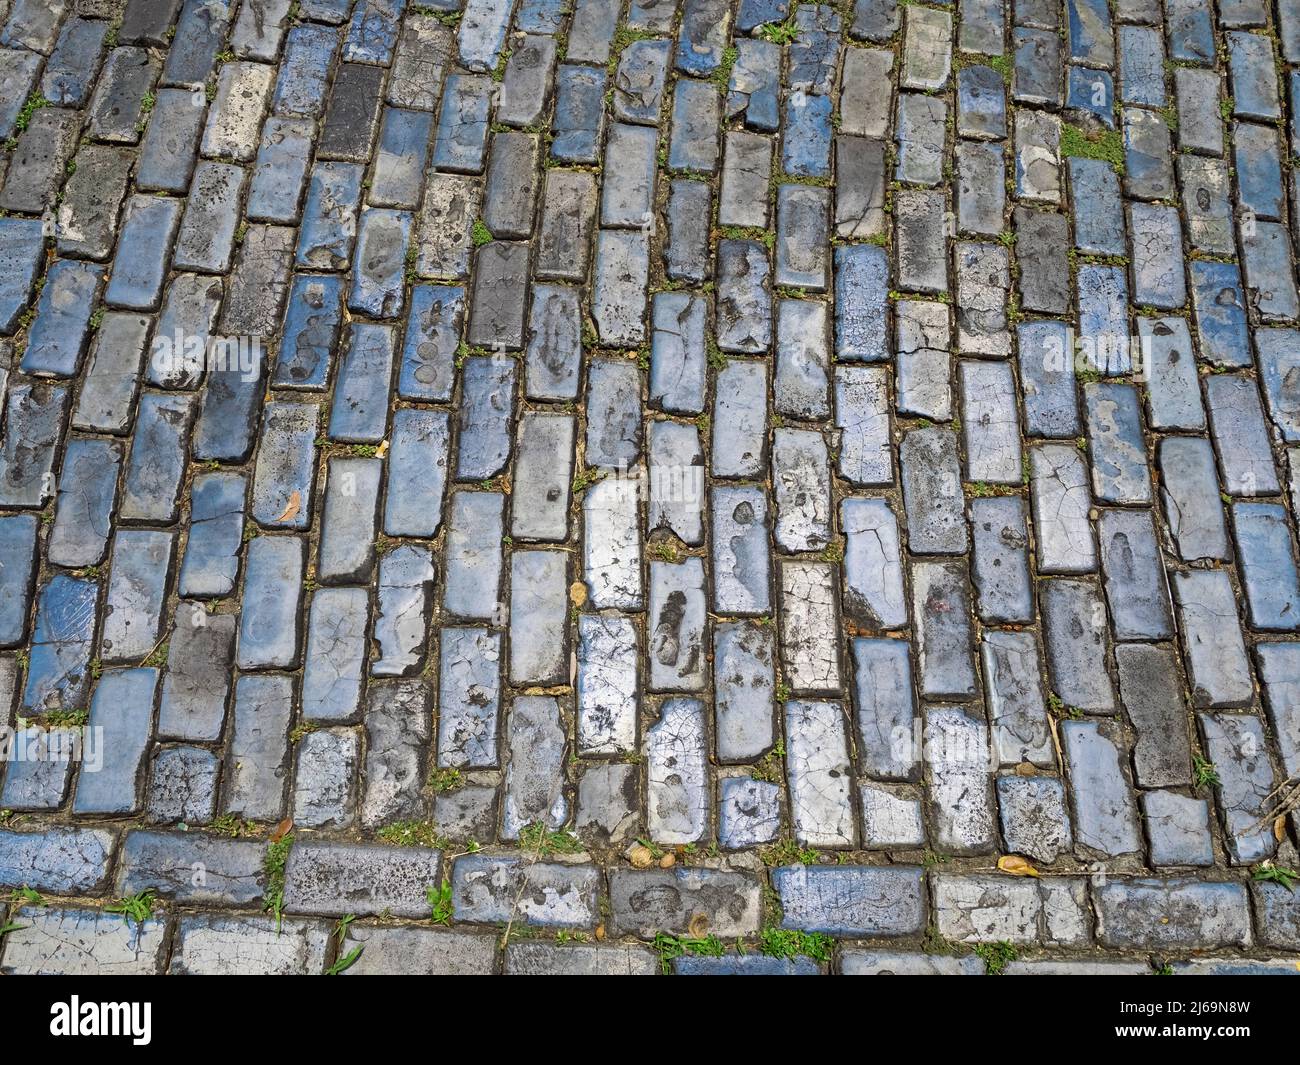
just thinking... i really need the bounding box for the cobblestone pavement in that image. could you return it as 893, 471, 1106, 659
0, 0, 1299, 977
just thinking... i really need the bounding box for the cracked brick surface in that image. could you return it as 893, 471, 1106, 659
0, 0, 1299, 976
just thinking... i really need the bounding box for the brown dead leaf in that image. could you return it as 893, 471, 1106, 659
628, 844, 653, 869
1014, 762, 1037, 777
270, 817, 294, 844
688, 912, 709, 937
569, 581, 588, 607
996, 855, 1040, 878
274, 490, 302, 524
1275, 815, 1288, 842
594, 923, 606, 941
374, 439, 389, 459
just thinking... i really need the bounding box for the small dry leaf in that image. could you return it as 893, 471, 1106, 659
1275, 815, 1288, 842
270, 817, 294, 844
374, 439, 389, 459
996, 855, 1040, 878
274, 490, 302, 524
594, 923, 606, 941
569, 581, 588, 607
688, 912, 709, 937
628, 844, 653, 869
659, 852, 676, 868
1014, 762, 1037, 777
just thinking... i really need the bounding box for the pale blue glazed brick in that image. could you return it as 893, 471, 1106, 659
1066, 65, 1114, 127
301, 587, 370, 723
180, 471, 246, 599
0, 217, 44, 335
455, 355, 516, 480
41, 18, 109, 108
1234, 122, 1284, 221
345, 0, 407, 65
834, 244, 888, 362
247, 117, 315, 223
23, 575, 98, 715
19, 260, 103, 377
47, 438, 122, 569
1067, 0, 1113, 67
1167, 0, 1215, 64
274, 274, 344, 390
120, 392, 196, 523
431, 74, 492, 173
273, 24, 339, 119
1118, 25, 1164, 108
676, 0, 730, 76
552, 65, 608, 164
385, 408, 451, 538
649, 293, 707, 414
782, 92, 833, 177
329, 324, 396, 442
398, 284, 464, 401
250, 401, 319, 529
1068, 158, 1125, 256
1228, 31, 1280, 120
105, 195, 181, 311
296, 162, 364, 270
1189, 260, 1251, 367
458, 0, 512, 72
0, 513, 39, 648
1232, 502, 1300, 631
772, 865, 925, 935
237, 535, 306, 670
74, 669, 159, 816
371, 107, 435, 210
349, 209, 412, 319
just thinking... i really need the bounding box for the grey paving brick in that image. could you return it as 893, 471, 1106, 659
727, 38, 780, 131
1043, 578, 1114, 713
970, 497, 1033, 624
645, 697, 708, 844
497, 34, 555, 128
169, 914, 330, 975
842, 499, 906, 630
649, 557, 707, 692
647, 421, 707, 546
912, 560, 976, 699
900, 427, 966, 555
714, 622, 776, 763
537, 170, 597, 283
773, 865, 924, 936
452, 854, 599, 928
609, 867, 760, 938
0, 906, 167, 975
1205, 374, 1281, 497
319, 62, 385, 163
1256, 641, 1300, 777
223, 673, 292, 821
1094, 879, 1251, 950
577, 615, 639, 757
